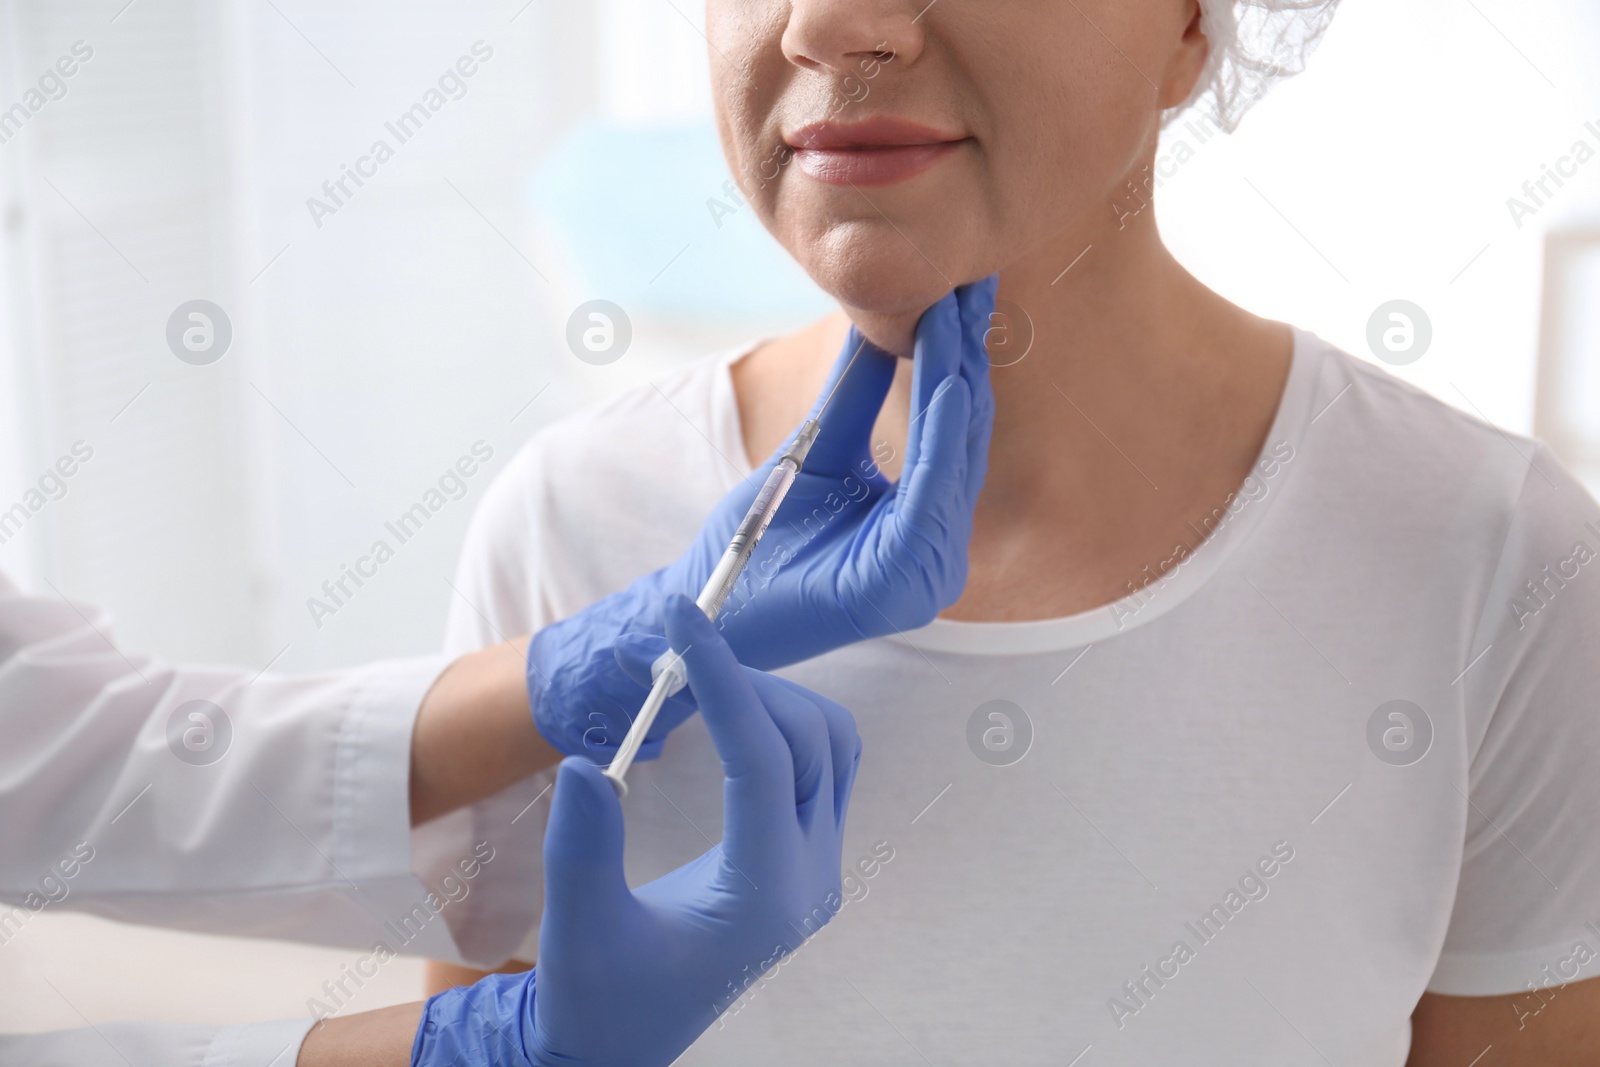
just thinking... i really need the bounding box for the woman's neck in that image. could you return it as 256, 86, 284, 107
950, 210, 1292, 620
982, 204, 1288, 500
731, 207, 1293, 622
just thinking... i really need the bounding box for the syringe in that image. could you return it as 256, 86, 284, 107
602, 341, 868, 795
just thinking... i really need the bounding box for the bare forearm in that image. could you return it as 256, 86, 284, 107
296, 1003, 423, 1066
409, 635, 561, 826
1410, 982, 1600, 1066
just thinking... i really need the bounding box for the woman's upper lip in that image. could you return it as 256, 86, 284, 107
785, 117, 965, 150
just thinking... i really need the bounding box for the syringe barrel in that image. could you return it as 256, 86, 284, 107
697, 455, 798, 620
605, 440, 809, 794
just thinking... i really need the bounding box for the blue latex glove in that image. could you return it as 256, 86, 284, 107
527, 277, 997, 759
413, 595, 862, 1067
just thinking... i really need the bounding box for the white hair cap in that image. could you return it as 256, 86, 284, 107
1171, 0, 1341, 132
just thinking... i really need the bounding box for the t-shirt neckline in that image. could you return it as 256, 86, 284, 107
712, 327, 1328, 657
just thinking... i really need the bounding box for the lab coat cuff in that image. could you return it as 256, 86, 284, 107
201, 1017, 315, 1067
331, 654, 451, 885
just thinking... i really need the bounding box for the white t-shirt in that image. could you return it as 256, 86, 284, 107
444, 329, 1600, 1065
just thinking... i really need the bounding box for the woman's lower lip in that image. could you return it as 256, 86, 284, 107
791, 142, 962, 187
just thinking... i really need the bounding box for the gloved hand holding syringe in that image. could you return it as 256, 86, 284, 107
603, 343, 867, 793
525, 278, 999, 775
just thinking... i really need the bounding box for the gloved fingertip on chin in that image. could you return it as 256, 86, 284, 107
955, 276, 1000, 373
915, 287, 963, 337
909, 290, 966, 391
956, 273, 1000, 311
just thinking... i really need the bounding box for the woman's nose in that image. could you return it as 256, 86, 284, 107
781, 0, 926, 74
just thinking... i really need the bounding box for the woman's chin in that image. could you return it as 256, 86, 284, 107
800, 235, 963, 317
804, 251, 981, 355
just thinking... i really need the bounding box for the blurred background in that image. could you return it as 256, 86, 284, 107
1, 0, 1598, 1035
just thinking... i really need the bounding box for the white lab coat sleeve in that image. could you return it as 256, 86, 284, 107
0, 1017, 314, 1067
0, 570, 530, 967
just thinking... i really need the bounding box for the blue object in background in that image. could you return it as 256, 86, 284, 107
527, 120, 833, 324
